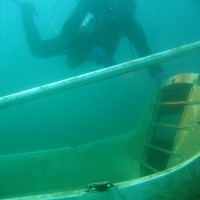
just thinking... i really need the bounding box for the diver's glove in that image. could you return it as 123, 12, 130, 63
89, 46, 116, 67
152, 71, 166, 86
148, 65, 166, 86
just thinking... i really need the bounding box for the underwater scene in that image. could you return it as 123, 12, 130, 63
0, 0, 200, 199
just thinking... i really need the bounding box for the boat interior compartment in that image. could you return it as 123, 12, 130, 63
0, 130, 140, 199
1, 73, 200, 199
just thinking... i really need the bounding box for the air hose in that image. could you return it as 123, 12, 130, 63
51, 0, 63, 34
51, 0, 80, 34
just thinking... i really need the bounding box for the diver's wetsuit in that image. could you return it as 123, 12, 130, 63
21, 0, 163, 78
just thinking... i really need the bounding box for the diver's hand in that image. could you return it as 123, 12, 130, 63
151, 70, 168, 87
89, 46, 116, 67
21, 2, 38, 17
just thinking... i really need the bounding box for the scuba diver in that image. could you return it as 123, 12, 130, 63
18, 0, 164, 84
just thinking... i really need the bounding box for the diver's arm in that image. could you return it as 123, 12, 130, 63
123, 17, 153, 57
21, 2, 64, 58
123, 17, 164, 81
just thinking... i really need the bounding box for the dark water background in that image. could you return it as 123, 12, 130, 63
0, 0, 200, 156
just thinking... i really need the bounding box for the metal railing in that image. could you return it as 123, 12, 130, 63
0, 41, 200, 110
